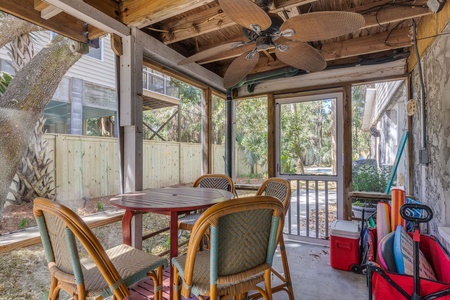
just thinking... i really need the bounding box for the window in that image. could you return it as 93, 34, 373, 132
85, 38, 103, 60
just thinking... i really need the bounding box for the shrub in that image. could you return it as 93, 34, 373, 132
352, 164, 390, 193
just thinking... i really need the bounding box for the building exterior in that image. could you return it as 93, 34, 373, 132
0, 32, 179, 136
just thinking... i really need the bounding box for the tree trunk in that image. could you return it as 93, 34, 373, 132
0, 13, 42, 49
0, 36, 82, 226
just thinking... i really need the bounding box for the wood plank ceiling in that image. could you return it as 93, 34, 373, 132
0, 0, 436, 86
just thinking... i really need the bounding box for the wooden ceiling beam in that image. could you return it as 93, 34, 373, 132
43, 0, 130, 37
270, 0, 317, 13
162, 0, 316, 44
120, 0, 216, 28
162, 0, 429, 45
161, 5, 234, 45
321, 26, 413, 60
358, 0, 431, 29
1, 0, 89, 43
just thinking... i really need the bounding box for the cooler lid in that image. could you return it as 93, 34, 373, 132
330, 220, 360, 238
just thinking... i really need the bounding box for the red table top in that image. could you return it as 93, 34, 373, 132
110, 187, 234, 213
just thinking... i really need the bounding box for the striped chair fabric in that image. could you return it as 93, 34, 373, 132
33, 197, 168, 300
253, 177, 294, 300
172, 196, 284, 300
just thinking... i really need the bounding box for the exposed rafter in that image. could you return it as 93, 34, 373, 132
43, 0, 130, 37
120, 0, 216, 28
1, 0, 90, 43
160, 0, 430, 46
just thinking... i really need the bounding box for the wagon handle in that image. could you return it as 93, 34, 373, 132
399, 203, 433, 300
400, 203, 433, 223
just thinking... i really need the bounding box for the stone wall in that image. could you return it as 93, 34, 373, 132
410, 21, 450, 246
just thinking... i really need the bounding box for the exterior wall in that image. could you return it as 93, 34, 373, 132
410, 21, 450, 247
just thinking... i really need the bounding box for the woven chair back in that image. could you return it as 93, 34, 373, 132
184, 196, 284, 285
257, 178, 291, 214
33, 198, 127, 297
193, 174, 235, 193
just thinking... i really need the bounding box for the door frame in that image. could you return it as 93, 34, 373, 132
274, 91, 344, 220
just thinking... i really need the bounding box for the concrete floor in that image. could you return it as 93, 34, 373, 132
270, 239, 369, 300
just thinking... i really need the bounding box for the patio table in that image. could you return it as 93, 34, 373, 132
110, 187, 234, 300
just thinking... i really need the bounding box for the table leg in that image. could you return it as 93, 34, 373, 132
122, 210, 143, 249
169, 211, 179, 300
122, 210, 133, 246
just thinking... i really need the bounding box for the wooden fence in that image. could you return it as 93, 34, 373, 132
42, 134, 256, 203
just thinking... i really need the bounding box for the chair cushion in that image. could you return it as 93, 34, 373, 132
172, 251, 266, 297
82, 244, 168, 297
178, 212, 202, 230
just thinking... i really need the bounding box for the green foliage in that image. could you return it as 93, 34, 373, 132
280, 99, 334, 174
352, 164, 389, 193
96, 201, 104, 211
235, 97, 268, 174
17, 218, 28, 229
143, 78, 202, 142
0, 71, 13, 95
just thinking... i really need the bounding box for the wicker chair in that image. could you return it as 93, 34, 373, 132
178, 174, 236, 233
172, 196, 284, 300
254, 178, 294, 300
33, 197, 168, 300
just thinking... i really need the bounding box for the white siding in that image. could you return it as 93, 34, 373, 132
66, 36, 116, 88
0, 31, 116, 89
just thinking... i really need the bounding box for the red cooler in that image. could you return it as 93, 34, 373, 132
330, 220, 360, 271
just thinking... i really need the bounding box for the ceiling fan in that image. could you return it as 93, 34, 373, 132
178, 0, 365, 88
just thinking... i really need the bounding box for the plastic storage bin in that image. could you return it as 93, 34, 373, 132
330, 220, 361, 271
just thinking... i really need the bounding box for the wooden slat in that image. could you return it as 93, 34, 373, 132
161, 0, 426, 46
360, 0, 431, 29
162, 5, 234, 44
321, 26, 413, 60
0, 0, 89, 43
120, 0, 216, 28
270, 0, 317, 13
43, 0, 130, 37
0, 210, 124, 254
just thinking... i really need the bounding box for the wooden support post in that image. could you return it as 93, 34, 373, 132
202, 88, 213, 174
267, 93, 276, 178
119, 32, 143, 193
118, 30, 144, 248
342, 85, 353, 220
225, 90, 236, 178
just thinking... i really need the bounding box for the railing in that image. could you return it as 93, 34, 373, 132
284, 178, 337, 244
142, 67, 179, 99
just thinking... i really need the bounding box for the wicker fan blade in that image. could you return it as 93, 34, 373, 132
219, 0, 272, 31
224, 51, 259, 88
275, 40, 326, 72
178, 42, 246, 65
280, 12, 365, 41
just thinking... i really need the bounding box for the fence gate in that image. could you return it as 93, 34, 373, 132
275, 91, 344, 244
